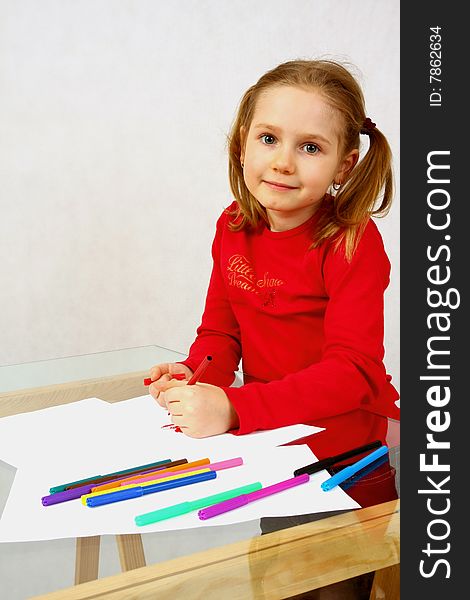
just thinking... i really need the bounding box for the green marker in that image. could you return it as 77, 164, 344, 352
135, 482, 262, 526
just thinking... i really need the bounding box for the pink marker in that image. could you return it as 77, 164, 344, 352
121, 457, 243, 486
198, 473, 310, 520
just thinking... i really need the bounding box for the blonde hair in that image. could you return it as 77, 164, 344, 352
227, 59, 393, 259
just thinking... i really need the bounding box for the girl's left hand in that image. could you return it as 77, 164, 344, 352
160, 380, 239, 438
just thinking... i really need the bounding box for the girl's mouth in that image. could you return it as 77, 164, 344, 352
263, 180, 298, 191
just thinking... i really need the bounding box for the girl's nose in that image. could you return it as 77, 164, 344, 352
271, 148, 295, 174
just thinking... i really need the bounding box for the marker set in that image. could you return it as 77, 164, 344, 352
41, 443, 389, 527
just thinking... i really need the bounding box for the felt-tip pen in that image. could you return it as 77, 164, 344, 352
135, 481, 262, 526
86, 470, 217, 507
144, 373, 186, 386
48, 458, 175, 494
321, 446, 389, 491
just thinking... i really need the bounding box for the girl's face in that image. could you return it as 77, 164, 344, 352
241, 85, 358, 231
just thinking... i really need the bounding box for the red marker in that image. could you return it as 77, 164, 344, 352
160, 355, 213, 434
144, 373, 186, 386
187, 355, 213, 385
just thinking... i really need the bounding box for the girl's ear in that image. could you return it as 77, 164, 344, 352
336, 149, 359, 182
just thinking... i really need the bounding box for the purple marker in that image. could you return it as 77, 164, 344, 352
42, 484, 94, 506
198, 473, 310, 520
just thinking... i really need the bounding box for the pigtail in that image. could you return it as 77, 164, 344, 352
317, 125, 394, 260
344, 125, 393, 218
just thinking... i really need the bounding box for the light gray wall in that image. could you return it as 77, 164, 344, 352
0, 0, 400, 390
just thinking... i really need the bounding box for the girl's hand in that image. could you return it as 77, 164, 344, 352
162, 381, 240, 438
147, 363, 193, 407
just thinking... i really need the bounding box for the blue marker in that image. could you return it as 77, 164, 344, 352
341, 453, 389, 491
321, 445, 389, 491
86, 470, 217, 507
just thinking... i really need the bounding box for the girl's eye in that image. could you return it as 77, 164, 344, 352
261, 134, 276, 145
303, 143, 319, 154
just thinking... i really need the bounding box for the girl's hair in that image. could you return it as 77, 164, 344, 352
227, 59, 393, 259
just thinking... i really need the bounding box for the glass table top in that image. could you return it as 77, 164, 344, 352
0, 345, 186, 392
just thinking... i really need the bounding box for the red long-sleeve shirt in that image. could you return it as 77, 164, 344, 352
182, 202, 399, 459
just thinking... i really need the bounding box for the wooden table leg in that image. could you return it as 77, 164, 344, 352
75, 536, 100, 584
369, 563, 400, 599
116, 534, 146, 571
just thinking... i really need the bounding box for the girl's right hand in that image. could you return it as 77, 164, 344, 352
147, 362, 194, 407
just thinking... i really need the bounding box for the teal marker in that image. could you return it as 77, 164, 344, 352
135, 482, 262, 526
49, 459, 173, 494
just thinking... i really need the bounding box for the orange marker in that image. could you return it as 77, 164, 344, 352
90, 458, 211, 492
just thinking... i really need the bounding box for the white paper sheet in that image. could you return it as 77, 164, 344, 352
0, 396, 360, 542
0, 398, 111, 468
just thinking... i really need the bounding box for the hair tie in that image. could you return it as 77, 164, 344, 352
360, 117, 376, 135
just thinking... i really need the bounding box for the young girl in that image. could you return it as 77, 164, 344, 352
148, 59, 400, 466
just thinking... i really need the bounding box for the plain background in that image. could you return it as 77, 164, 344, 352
0, 0, 400, 389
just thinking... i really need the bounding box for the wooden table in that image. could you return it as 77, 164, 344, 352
30, 499, 399, 599
0, 352, 400, 598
